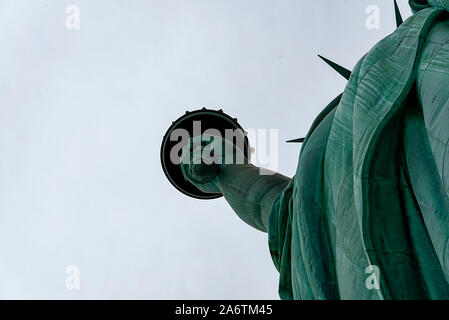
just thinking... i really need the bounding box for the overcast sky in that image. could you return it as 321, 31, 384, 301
0, 0, 412, 299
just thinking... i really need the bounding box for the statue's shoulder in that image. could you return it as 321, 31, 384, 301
418, 16, 449, 78
423, 16, 449, 45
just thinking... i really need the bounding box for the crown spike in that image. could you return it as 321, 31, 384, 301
318, 55, 351, 80
286, 137, 305, 143
394, 0, 403, 28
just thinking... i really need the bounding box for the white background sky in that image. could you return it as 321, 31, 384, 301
0, 0, 412, 299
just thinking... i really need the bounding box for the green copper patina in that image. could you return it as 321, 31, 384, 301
180, 0, 449, 299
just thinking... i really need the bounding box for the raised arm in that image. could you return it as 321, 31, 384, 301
180, 135, 291, 232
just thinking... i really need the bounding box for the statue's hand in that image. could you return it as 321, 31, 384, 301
180, 135, 221, 194
180, 134, 246, 194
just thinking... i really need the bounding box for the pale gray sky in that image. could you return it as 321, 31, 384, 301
0, 0, 412, 299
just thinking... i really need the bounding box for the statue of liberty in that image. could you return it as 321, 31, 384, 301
162, 0, 449, 299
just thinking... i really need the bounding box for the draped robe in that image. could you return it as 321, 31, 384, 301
268, 0, 449, 299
